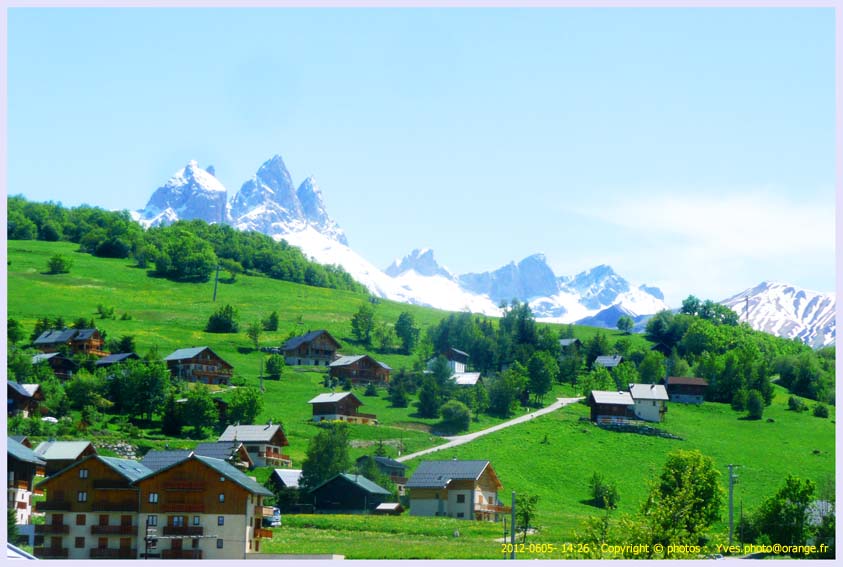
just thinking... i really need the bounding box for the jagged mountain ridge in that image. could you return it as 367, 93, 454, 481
721, 281, 835, 348
136, 156, 348, 245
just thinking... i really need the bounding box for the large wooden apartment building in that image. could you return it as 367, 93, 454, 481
33, 454, 274, 560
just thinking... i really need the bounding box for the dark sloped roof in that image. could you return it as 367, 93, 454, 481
95, 353, 140, 366
139, 450, 192, 471
100, 456, 154, 482
8, 438, 46, 466
281, 330, 340, 351
33, 328, 78, 345
73, 328, 99, 341
329, 355, 391, 371
594, 355, 623, 368
559, 338, 582, 347
193, 455, 273, 496
356, 455, 406, 470
310, 473, 391, 496
406, 460, 490, 489
193, 441, 251, 464
308, 392, 361, 405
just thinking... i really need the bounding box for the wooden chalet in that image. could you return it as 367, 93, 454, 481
309, 473, 391, 514
307, 392, 377, 425
31, 353, 78, 381
33, 328, 106, 357
280, 330, 341, 366
193, 441, 254, 470
8, 382, 45, 418
33, 441, 98, 477
8, 438, 47, 533
164, 346, 233, 386
33, 455, 152, 560
94, 352, 140, 369
356, 456, 408, 486
135, 454, 274, 559
587, 390, 635, 424
665, 376, 709, 404
328, 355, 391, 385
406, 460, 509, 521
218, 424, 290, 467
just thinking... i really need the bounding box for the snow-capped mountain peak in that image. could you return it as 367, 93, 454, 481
138, 160, 228, 227
721, 281, 835, 347
385, 248, 454, 279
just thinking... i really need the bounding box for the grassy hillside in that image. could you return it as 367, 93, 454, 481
7, 240, 835, 558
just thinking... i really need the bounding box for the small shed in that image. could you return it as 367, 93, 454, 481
308, 392, 377, 424
665, 376, 709, 404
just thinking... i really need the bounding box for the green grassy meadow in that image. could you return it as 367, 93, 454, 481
7, 240, 836, 559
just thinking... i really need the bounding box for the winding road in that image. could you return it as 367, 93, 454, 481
395, 396, 583, 463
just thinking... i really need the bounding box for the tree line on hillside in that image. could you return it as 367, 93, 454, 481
7, 195, 364, 293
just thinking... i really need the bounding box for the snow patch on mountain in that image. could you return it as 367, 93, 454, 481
385, 248, 455, 279
138, 160, 228, 227
721, 281, 835, 348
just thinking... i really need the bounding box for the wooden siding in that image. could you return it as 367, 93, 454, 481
329, 357, 390, 385
39, 458, 140, 514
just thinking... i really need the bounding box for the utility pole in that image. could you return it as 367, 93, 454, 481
727, 464, 739, 545
259, 356, 264, 392
510, 491, 516, 559
212, 264, 221, 302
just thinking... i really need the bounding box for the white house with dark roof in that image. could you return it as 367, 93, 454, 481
218, 424, 290, 467
628, 383, 669, 422
406, 460, 508, 521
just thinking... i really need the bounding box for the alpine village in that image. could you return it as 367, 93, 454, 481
5, 175, 835, 561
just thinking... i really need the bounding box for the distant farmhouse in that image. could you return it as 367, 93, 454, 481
281, 330, 341, 366
588, 383, 671, 424
31, 353, 78, 380
33, 328, 106, 357
329, 355, 391, 385
628, 383, 669, 422
165, 346, 233, 386
406, 460, 509, 521
428, 347, 483, 387
219, 424, 291, 467
665, 376, 709, 404
307, 392, 378, 425
594, 355, 623, 369
8, 382, 44, 418
95, 352, 140, 369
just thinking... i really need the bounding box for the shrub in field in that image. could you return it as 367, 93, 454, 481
206, 304, 239, 333
813, 404, 829, 418
46, 254, 72, 274
589, 472, 620, 509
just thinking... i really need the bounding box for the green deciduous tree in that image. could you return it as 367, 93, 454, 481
351, 304, 375, 346
46, 254, 73, 274
228, 386, 263, 424
440, 399, 471, 432
516, 493, 540, 543
755, 475, 816, 546
265, 354, 285, 380
7, 318, 25, 345
638, 351, 666, 384
528, 351, 557, 404
246, 321, 263, 350
488, 363, 528, 417
746, 389, 764, 420
206, 304, 239, 333
300, 422, 351, 492
262, 311, 280, 331
617, 315, 634, 334
395, 311, 420, 354
416, 376, 440, 418
590, 472, 620, 509
183, 386, 218, 437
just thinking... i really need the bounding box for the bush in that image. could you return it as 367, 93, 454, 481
747, 389, 764, 420
589, 472, 620, 509
813, 404, 829, 418
787, 396, 807, 412
364, 383, 378, 397
731, 389, 748, 411
265, 354, 284, 380
440, 400, 471, 432
206, 304, 239, 333
46, 254, 73, 274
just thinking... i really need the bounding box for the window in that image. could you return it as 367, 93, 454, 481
147, 515, 157, 527
216, 539, 224, 549
149, 493, 159, 504
76, 514, 86, 526
79, 469, 88, 479
192, 516, 200, 526
75, 537, 85, 549
172, 516, 185, 527
77, 491, 88, 502
218, 493, 225, 503
456, 494, 465, 503
217, 516, 224, 526
457, 512, 465, 518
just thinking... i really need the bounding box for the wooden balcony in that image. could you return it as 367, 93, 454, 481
475, 503, 511, 514
162, 549, 203, 559
93, 479, 132, 490
164, 481, 206, 491
162, 526, 203, 536
254, 505, 275, 517
92, 500, 138, 511
255, 528, 273, 539
35, 500, 71, 511
90, 547, 137, 559
91, 524, 138, 535
35, 523, 69, 534
35, 547, 69, 559
162, 503, 204, 513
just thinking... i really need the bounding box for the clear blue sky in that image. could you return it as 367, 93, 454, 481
6, 7, 836, 305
